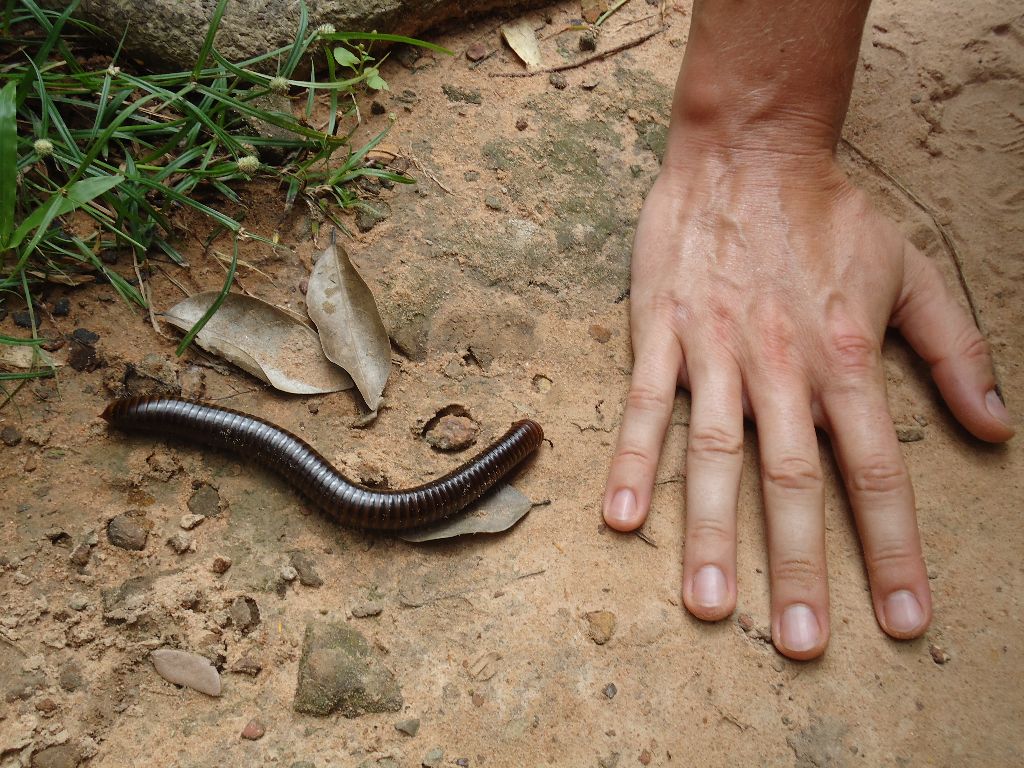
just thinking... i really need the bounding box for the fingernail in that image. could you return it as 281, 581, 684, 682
605, 489, 636, 525
692, 565, 727, 609
883, 589, 925, 635
985, 389, 1012, 426
780, 604, 820, 653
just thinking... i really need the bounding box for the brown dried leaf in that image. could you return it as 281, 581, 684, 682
306, 233, 391, 411
501, 19, 544, 71
581, 0, 610, 24
399, 485, 535, 542
162, 292, 353, 394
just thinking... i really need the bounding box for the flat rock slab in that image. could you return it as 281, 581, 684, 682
293, 620, 403, 717
48, 0, 552, 70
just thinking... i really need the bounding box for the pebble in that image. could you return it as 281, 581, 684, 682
290, 551, 323, 587
58, 662, 84, 692
52, 297, 70, 317
241, 719, 266, 740
30, 744, 82, 768
463, 171, 480, 182
929, 643, 950, 665
14, 571, 33, 585
484, 195, 503, 211
231, 654, 263, 676
424, 413, 479, 451
896, 425, 925, 443
395, 717, 420, 736
106, 511, 149, 551
230, 596, 261, 632
422, 748, 444, 768
69, 542, 92, 567
13, 311, 38, 329
179, 514, 205, 530
598, 753, 620, 768
602, 682, 617, 699
188, 483, 222, 517
68, 594, 89, 611
515, 117, 528, 131
1, 426, 22, 446
441, 84, 482, 104
588, 324, 611, 343
167, 532, 194, 554
352, 602, 383, 618
639, 750, 652, 766
70, 328, 99, 345
549, 72, 568, 89
466, 42, 487, 61
151, 647, 222, 696
356, 202, 392, 233
211, 555, 232, 574
455, 759, 469, 768
738, 613, 756, 633
585, 610, 617, 645
579, 29, 598, 51
280, 565, 299, 582
370, 99, 387, 115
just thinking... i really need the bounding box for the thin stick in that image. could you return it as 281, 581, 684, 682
133, 252, 170, 339
489, 26, 665, 78
403, 148, 456, 196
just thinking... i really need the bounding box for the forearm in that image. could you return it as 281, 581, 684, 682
670, 0, 873, 157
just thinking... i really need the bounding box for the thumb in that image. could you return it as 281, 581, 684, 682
892, 243, 1014, 443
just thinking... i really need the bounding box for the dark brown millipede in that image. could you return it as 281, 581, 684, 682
101, 396, 544, 532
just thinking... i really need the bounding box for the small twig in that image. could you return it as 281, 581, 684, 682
132, 252, 170, 340
153, 264, 191, 297
403, 148, 456, 196
489, 26, 665, 77
613, 13, 657, 32
634, 528, 658, 547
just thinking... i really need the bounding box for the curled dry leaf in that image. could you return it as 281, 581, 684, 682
306, 233, 391, 411
399, 485, 535, 542
501, 19, 544, 71
162, 292, 353, 395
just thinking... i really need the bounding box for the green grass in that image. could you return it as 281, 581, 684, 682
0, 0, 442, 395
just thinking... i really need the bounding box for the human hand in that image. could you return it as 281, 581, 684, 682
602, 141, 1015, 659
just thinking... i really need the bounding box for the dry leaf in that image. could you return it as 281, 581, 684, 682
501, 19, 544, 71
0, 345, 58, 370
162, 292, 353, 394
581, 0, 610, 23
306, 233, 391, 411
399, 485, 535, 542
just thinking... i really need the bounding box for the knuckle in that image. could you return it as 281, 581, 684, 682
625, 382, 672, 415
763, 455, 823, 492
850, 456, 909, 496
771, 556, 826, 592
614, 444, 656, 468
689, 426, 743, 461
687, 517, 734, 548
827, 331, 879, 375
955, 328, 992, 366
756, 311, 798, 370
864, 542, 922, 577
648, 294, 694, 337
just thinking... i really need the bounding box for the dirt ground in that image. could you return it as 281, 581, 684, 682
1, 1, 1022, 766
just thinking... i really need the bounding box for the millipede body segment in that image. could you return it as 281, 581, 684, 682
101, 396, 543, 532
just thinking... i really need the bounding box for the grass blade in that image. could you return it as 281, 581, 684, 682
175, 235, 237, 355
0, 81, 16, 247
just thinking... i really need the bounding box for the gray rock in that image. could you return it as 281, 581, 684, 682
188, 483, 222, 517
442, 84, 482, 105
151, 647, 222, 697
290, 551, 323, 587
101, 574, 156, 625
351, 602, 383, 618
293, 620, 403, 717
106, 510, 150, 551
422, 749, 444, 768
31, 744, 82, 768
230, 596, 261, 633
1, 426, 21, 446
395, 717, 420, 736
356, 202, 392, 233
47, 0, 551, 72
167, 532, 194, 554
58, 662, 85, 692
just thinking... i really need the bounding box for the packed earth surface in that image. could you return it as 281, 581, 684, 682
2, 1, 1022, 766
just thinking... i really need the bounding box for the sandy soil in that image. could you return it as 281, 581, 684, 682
1, 1, 1022, 766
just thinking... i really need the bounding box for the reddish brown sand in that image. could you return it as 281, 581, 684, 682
1, 1, 1021, 766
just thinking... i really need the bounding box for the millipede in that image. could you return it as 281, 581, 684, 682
101, 396, 544, 532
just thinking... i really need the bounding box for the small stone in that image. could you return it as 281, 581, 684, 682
771, 657, 785, 672
52, 297, 70, 317
455, 759, 469, 768
395, 717, 420, 736
370, 100, 387, 115
241, 719, 266, 740
45, 527, 71, 547
68, 340, 100, 372
602, 682, 617, 699
106, 511, 150, 551
424, 413, 479, 452
639, 750, 652, 766
422, 748, 444, 768
466, 42, 487, 61
14, 571, 33, 585
484, 195, 503, 211
71, 328, 99, 345
58, 662, 84, 692
211, 555, 232, 574
581, 79, 599, 90
290, 551, 323, 587
230, 596, 261, 632
913, 413, 929, 427
34, 697, 58, 714
515, 117, 528, 131
167, 532, 194, 554
549, 72, 568, 89
442, 84, 482, 104
231, 654, 263, 676
68, 593, 89, 611
280, 565, 299, 582
738, 613, 756, 633
929, 643, 950, 665
352, 602, 383, 618
13, 310, 38, 329
463, 171, 479, 182
179, 513, 205, 530
2, 426, 22, 446
69, 542, 92, 567
151, 647, 222, 696
896, 425, 925, 443
598, 753, 621, 768
30, 744, 82, 768
188, 483, 222, 517
579, 29, 598, 51
588, 324, 611, 343
585, 610, 616, 644
356, 201, 392, 233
